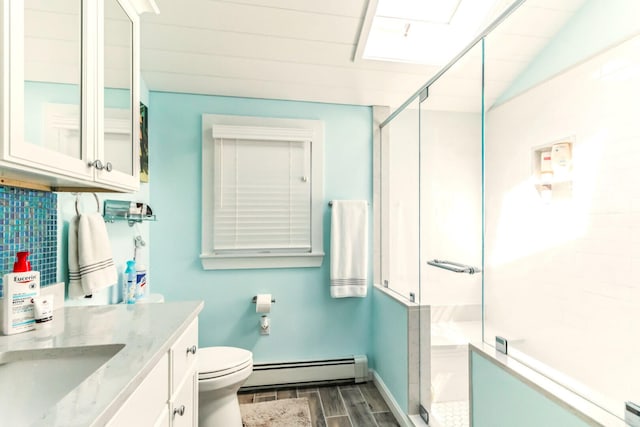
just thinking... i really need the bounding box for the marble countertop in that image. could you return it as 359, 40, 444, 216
0, 300, 203, 427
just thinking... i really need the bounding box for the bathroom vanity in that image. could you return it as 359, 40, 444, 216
0, 301, 202, 427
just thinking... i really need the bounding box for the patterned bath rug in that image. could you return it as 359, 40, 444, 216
241, 397, 312, 427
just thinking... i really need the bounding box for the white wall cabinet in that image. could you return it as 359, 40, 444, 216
107, 318, 199, 427
0, 0, 141, 192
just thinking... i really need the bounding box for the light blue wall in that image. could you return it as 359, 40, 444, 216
148, 92, 373, 363
140, 77, 150, 106
471, 351, 592, 427
495, 0, 640, 104
371, 288, 408, 411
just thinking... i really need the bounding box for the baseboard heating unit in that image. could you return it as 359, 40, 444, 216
242, 355, 368, 389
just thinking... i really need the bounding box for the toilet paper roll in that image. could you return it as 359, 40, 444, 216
255, 294, 272, 313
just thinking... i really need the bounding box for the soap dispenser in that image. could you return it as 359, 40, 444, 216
2, 251, 40, 335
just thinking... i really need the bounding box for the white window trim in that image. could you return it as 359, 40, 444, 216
201, 114, 324, 270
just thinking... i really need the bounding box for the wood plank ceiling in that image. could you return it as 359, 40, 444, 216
140, 0, 587, 111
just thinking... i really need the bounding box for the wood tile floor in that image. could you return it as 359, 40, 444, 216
239, 382, 400, 427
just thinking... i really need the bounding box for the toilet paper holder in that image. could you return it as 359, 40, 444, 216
252, 296, 276, 303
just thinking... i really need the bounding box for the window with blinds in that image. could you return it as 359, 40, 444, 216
213, 138, 311, 252
201, 114, 324, 270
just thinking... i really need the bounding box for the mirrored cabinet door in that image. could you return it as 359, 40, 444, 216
2, 0, 140, 191
8, 0, 93, 179
24, 0, 82, 158
98, 0, 138, 188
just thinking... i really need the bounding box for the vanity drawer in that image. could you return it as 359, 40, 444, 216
170, 318, 199, 390
106, 352, 169, 426
170, 373, 197, 427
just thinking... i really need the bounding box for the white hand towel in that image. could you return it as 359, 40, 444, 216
68, 213, 118, 298
68, 215, 84, 299
330, 200, 368, 298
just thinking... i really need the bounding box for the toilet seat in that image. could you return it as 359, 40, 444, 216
198, 346, 253, 380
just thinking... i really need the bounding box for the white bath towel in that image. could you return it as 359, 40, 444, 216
68, 213, 118, 298
330, 200, 368, 298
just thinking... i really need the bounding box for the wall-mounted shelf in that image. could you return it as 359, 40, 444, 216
104, 212, 157, 226
103, 199, 156, 226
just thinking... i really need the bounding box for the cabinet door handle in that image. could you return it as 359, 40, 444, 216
173, 405, 186, 417
105, 162, 113, 172
186, 345, 197, 355
88, 159, 104, 170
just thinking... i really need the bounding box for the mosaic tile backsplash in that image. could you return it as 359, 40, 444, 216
0, 186, 57, 294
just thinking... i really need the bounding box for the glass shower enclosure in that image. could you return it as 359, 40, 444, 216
378, 40, 484, 427
418, 41, 484, 427
379, 0, 640, 425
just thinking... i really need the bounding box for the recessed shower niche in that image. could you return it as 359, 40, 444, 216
532, 137, 574, 202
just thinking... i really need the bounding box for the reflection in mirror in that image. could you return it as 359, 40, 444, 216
24, 0, 82, 158
104, 0, 133, 175
483, 0, 640, 419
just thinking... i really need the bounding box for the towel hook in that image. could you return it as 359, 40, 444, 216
75, 193, 101, 215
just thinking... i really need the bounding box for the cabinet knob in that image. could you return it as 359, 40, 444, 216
186, 345, 197, 355
105, 162, 113, 172
88, 159, 104, 170
173, 405, 186, 417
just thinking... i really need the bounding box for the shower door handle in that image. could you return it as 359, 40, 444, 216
427, 259, 481, 274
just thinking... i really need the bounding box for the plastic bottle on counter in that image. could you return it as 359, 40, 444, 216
135, 263, 147, 300
2, 251, 39, 335
124, 260, 136, 304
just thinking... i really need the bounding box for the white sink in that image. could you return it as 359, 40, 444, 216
0, 344, 124, 426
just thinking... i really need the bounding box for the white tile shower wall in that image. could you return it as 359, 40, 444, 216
408, 304, 430, 414
484, 34, 640, 413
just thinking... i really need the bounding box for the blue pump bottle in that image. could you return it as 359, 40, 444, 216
124, 260, 136, 304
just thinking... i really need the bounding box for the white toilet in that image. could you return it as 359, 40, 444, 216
198, 346, 253, 426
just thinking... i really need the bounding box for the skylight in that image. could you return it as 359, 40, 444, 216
359, 0, 501, 66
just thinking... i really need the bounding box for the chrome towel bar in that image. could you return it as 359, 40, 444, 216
427, 259, 481, 274
328, 201, 369, 206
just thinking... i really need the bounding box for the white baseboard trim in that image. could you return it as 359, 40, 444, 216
371, 370, 412, 427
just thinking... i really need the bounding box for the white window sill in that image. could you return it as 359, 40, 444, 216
200, 252, 325, 270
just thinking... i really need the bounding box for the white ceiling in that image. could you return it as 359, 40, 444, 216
139, 0, 587, 111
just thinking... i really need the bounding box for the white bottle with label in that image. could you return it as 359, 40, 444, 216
135, 263, 147, 300
2, 252, 40, 335
551, 142, 572, 179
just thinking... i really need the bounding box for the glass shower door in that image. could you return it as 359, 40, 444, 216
381, 99, 421, 302
418, 42, 484, 427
